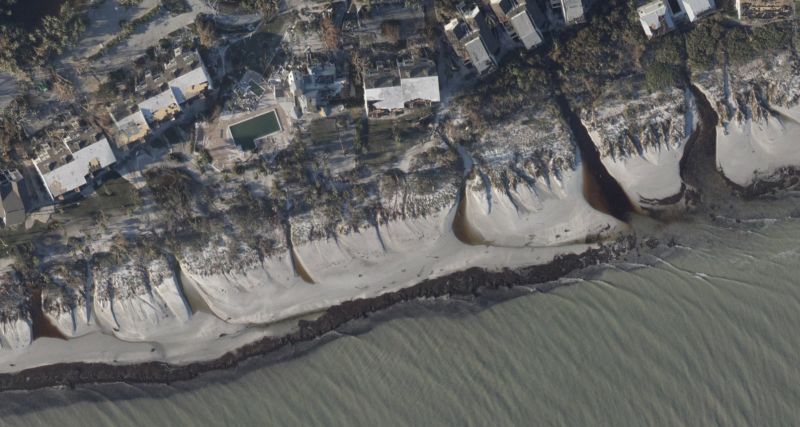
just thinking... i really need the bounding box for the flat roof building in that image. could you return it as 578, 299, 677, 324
680, 0, 716, 21
138, 89, 181, 124
168, 63, 212, 104
363, 57, 440, 113
637, 0, 676, 38
444, 7, 501, 76
557, 0, 585, 25
33, 138, 117, 200
490, 0, 544, 49
112, 110, 150, 147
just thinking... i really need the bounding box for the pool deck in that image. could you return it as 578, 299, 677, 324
201, 104, 291, 171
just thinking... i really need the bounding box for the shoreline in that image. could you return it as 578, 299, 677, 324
0, 235, 635, 392
1, 65, 794, 395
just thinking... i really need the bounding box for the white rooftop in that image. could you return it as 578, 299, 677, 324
681, 0, 715, 21
365, 76, 440, 111
561, 0, 584, 23
115, 110, 150, 145
138, 89, 181, 123
638, 0, 675, 38
464, 37, 495, 74
509, 10, 542, 49
169, 65, 211, 104
40, 138, 117, 198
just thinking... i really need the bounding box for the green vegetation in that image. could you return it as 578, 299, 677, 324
228, 30, 283, 75
550, 0, 645, 96
360, 108, 432, 168
641, 33, 686, 91
0, 2, 85, 72
686, 18, 794, 69
459, 53, 550, 129
224, 0, 279, 17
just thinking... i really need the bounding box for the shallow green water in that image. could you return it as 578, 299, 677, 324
2, 201, 800, 426
229, 110, 281, 150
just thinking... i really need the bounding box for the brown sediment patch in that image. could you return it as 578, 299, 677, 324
30, 290, 67, 341
581, 162, 614, 217
177, 268, 214, 315
682, 85, 800, 199
452, 182, 492, 246
679, 85, 742, 201
290, 247, 316, 285
547, 91, 636, 221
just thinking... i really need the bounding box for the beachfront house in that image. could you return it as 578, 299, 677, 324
490, 0, 545, 50
637, 0, 676, 38
363, 56, 440, 115
33, 138, 117, 201
681, 0, 716, 21
138, 89, 182, 124
135, 51, 213, 127
553, 0, 585, 25
637, 0, 716, 38
444, 6, 500, 76
735, 0, 791, 21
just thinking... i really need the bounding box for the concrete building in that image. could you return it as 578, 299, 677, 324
680, 0, 716, 21
490, 0, 544, 49
444, 7, 501, 76
363, 57, 440, 113
637, 0, 716, 37
637, 0, 676, 38
112, 109, 151, 147
286, 56, 348, 117
553, 0, 585, 25
138, 89, 181, 124
136, 52, 212, 126
33, 138, 117, 200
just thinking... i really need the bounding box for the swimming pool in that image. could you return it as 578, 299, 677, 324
228, 110, 281, 150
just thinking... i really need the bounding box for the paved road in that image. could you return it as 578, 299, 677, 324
90, 0, 214, 75
68, 0, 161, 61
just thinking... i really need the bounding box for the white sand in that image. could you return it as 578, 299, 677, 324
715, 106, 800, 186
0, 170, 625, 373
585, 87, 697, 208
464, 169, 619, 246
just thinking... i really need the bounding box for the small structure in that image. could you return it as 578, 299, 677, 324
554, 0, 585, 25
679, 0, 716, 21
735, 0, 791, 21
445, 6, 501, 76
637, 0, 676, 38
33, 138, 117, 200
363, 56, 440, 114
490, 0, 545, 49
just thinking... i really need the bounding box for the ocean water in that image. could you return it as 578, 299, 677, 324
2, 197, 800, 426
